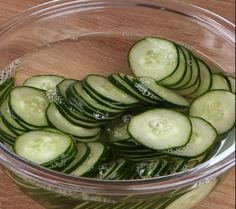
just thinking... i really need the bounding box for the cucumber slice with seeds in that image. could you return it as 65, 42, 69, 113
159, 46, 187, 86
128, 109, 192, 150
14, 130, 76, 170
24, 75, 65, 91
189, 90, 235, 134
163, 117, 218, 157
9, 87, 49, 127
128, 37, 179, 81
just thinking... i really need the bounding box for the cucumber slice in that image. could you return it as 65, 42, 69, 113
0, 99, 26, 131
154, 159, 170, 176
210, 74, 231, 90
189, 59, 212, 98
108, 73, 154, 104
70, 142, 107, 177
0, 78, 14, 90
56, 79, 77, 101
165, 158, 186, 175
163, 117, 218, 157
105, 159, 129, 180
119, 73, 157, 104
84, 75, 138, 106
55, 104, 103, 128
128, 109, 192, 150
227, 76, 235, 93
159, 46, 187, 86
97, 161, 118, 179
179, 53, 200, 89
14, 130, 75, 169
81, 82, 127, 110
108, 115, 131, 142
170, 46, 192, 89
165, 179, 218, 209
63, 143, 90, 173
0, 116, 17, 139
179, 160, 199, 172
9, 87, 49, 127
72, 82, 122, 114
134, 77, 190, 107
24, 75, 65, 91
136, 159, 162, 178
46, 103, 101, 138
128, 37, 178, 81
0, 78, 14, 104
189, 90, 235, 134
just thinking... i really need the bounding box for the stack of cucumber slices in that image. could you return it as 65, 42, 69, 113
0, 37, 235, 180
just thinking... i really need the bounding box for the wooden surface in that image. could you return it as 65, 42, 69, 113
0, 0, 235, 209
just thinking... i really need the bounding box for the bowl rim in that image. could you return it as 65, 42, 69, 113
0, 0, 235, 195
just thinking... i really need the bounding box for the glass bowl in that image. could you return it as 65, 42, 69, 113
0, 0, 235, 209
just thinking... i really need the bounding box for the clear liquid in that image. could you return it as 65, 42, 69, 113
0, 35, 234, 209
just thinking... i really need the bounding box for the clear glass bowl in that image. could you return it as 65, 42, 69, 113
0, 1, 235, 209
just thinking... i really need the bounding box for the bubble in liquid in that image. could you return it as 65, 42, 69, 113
0, 58, 21, 81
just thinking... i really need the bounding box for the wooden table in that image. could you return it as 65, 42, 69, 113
0, 1, 235, 209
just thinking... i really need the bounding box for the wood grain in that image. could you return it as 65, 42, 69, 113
0, 1, 235, 209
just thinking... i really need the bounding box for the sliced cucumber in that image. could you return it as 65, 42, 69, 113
0, 116, 17, 139
24, 75, 65, 91
163, 117, 218, 157
136, 159, 162, 178
81, 82, 127, 110
179, 53, 200, 90
72, 82, 123, 114
128, 109, 192, 150
0, 99, 26, 131
108, 115, 131, 142
0, 78, 14, 104
14, 130, 76, 170
9, 87, 49, 127
97, 161, 118, 179
119, 73, 157, 104
46, 103, 101, 138
55, 104, 103, 128
227, 75, 235, 93
165, 179, 218, 209
179, 160, 199, 172
105, 159, 129, 180
63, 143, 90, 173
170, 46, 192, 89
84, 75, 138, 106
70, 142, 107, 177
159, 46, 187, 86
210, 74, 231, 91
108, 73, 154, 104
189, 90, 235, 134
56, 79, 77, 101
128, 37, 179, 81
133, 77, 190, 107
0, 78, 14, 90
189, 59, 212, 98
154, 159, 170, 176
